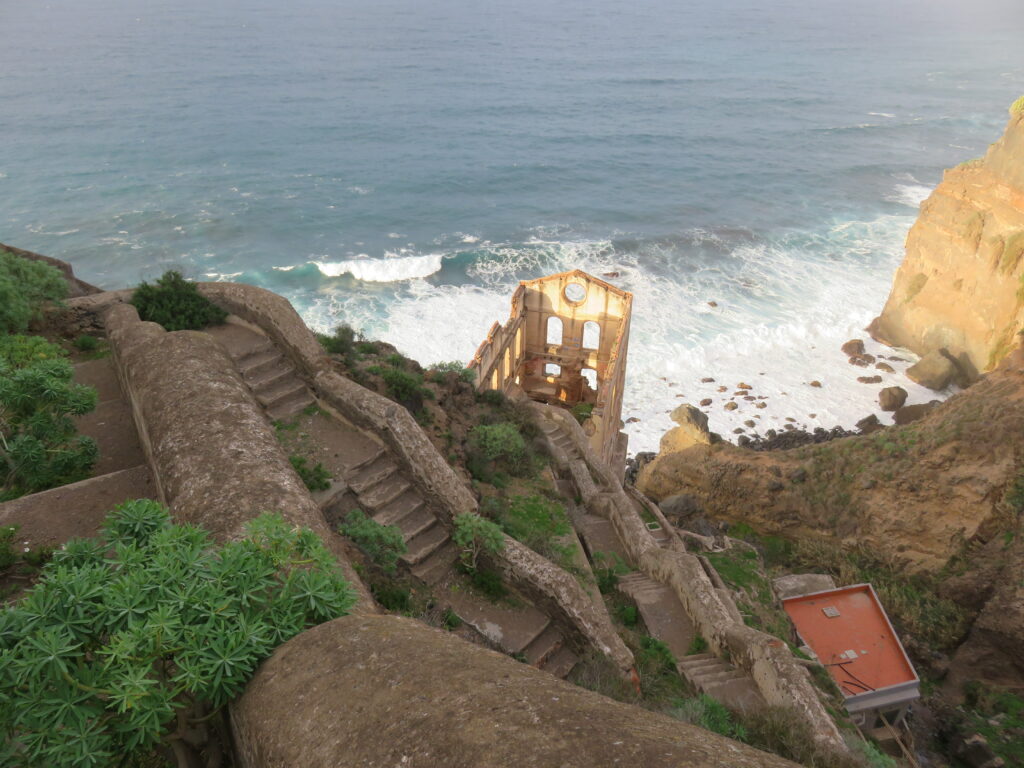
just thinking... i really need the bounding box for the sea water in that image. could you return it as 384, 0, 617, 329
2, 0, 1023, 452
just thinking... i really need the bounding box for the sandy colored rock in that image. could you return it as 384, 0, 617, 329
857, 375, 882, 384
232, 615, 799, 768
870, 110, 1024, 377
724, 401, 739, 411
906, 349, 959, 390
878, 386, 908, 411
700, 398, 713, 406
660, 403, 712, 453
808, 380, 822, 388
893, 401, 939, 425
875, 362, 895, 373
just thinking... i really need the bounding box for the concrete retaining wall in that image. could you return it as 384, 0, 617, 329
103, 302, 375, 612
539, 405, 846, 751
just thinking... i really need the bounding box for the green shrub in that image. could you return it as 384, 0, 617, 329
452, 513, 505, 571
592, 550, 632, 594
355, 340, 380, 355
687, 634, 708, 655
1010, 94, 1024, 116
130, 270, 227, 331
371, 581, 411, 612
0, 334, 65, 369
73, 335, 99, 352
468, 566, 507, 600
0, 502, 354, 767
380, 366, 425, 403
478, 389, 507, 407
488, 494, 573, 568
316, 324, 357, 356
615, 603, 639, 627
467, 422, 531, 479
0, 355, 98, 500
0, 250, 67, 333
0, 525, 17, 572
443, 609, 463, 630
571, 402, 595, 424
428, 361, 476, 384
289, 455, 332, 492
671, 694, 747, 742
339, 509, 407, 574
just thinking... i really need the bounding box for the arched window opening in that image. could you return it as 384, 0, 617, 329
546, 316, 563, 346
544, 363, 561, 377
581, 368, 598, 391
504, 349, 512, 380
516, 327, 523, 356
491, 370, 499, 390
583, 321, 600, 350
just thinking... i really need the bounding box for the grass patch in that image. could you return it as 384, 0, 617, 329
339, 509, 406, 574
289, 454, 331, 492
1010, 94, 1024, 116
963, 682, 1024, 766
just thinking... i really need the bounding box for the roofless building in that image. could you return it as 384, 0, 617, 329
468, 270, 632, 474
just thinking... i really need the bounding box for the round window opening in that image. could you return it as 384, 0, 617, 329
564, 282, 587, 304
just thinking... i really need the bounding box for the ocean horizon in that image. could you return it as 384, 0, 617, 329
2, 0, 1023, 452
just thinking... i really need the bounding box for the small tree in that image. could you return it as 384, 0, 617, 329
130, 271, 227, 331
0, 349, 98, 500
0, 501, 355, 767
452, 513, 505, 571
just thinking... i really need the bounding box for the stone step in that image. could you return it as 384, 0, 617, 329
359, 475, 411, 512
543, 645, 579, 679
347, 454, 399, 495
245, 361, 293, 391
313, 479, 349, 510
372, 490, 425, 527
393, 505, 436, 543
522, 622, 562, 667
256, 376, 306, 409
410, 540, 459, 586
401, 522, 450, 566
266, 390, 315, 422
237, 347, 281, 376
347, 446, 387, 474
693, 668, 747, 686
702, 676, 766, 714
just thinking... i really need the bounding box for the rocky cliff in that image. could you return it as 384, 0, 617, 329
868, 102, 1024, 377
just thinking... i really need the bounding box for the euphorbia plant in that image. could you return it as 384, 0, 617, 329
0, 500, 355, 767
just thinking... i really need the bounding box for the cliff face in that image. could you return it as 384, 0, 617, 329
869, 107, 1024, 377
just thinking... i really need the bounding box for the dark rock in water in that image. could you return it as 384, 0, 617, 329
879, 386, 908, 412
741, 425, 858, 451
848, 353, 876, 367
841, 339, 865, 356
699, 398, 713, 406
875, 362, 895, 373
737, 382, 752, 390
716, 385, 727, 392
744, 420, 756, 428
809, 380, 822, 388
733, 427, 745, 434
893, 400, 940, 425
755, 402, 767, 409
737, 435, 751, 447
856, 414, 884, 434
857, 375, 883, 384
724, 402, 738, 411
625, 417, 640, 423
700, 377, 715, 383
624, 451, 656, 485
707, 301, 718, 307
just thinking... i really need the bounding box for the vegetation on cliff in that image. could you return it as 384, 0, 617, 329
0, 501, 355, 768
131, 271, 227, 331
0, 248, 67, 334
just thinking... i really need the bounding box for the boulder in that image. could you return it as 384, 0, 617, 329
906, 349, 959, 390
808, 380, 822, 388
893, 401, 940, 425
659, 404, 712, 453
855, 414, 884, 434
857, 375, 882, 384
879, 386, 908, 412
841, 339, 865, 356
875, 362, 895, 373
848, 353, 876, 367
699, 398, 712, 406
772, 574, 837, 600
724, 402, 738, 411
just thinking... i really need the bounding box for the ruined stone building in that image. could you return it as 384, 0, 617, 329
468, 270, 632, 473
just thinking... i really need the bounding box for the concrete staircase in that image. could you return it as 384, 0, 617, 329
540, 410, 766, 711
677, 654, 766, 714
321, 447, 459, 586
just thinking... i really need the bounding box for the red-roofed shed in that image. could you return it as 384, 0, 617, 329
782, 583, 919, 730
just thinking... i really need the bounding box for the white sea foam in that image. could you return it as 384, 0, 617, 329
868, 112, 895, 118
300, 213, 948, 456
203, 271, 243, 281
314, 252, 443, 282
272, 264, 299, 272
886, 176, 933, 208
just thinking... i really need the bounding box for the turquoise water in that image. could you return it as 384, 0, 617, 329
2, 0, 1022, 451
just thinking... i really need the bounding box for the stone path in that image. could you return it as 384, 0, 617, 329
206, 320, 577, 678
538, 412, 765, 710
72, 357, 146, 475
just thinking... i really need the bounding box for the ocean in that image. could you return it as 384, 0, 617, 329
2, 0, 1022, 453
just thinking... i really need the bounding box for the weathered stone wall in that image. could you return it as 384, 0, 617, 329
103, 302, 375, 611
539, 405, 846, 751
869, 109, 1024, 375
232, 614, 800, 768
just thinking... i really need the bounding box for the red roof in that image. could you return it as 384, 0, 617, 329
782, 584, 918, 699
